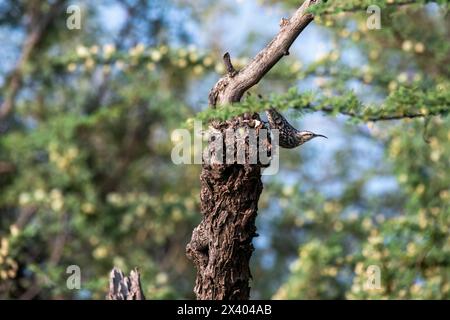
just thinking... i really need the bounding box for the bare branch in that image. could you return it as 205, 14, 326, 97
304, 105, 439, 122
210, 0, 319, 106
223, 52, 237, 77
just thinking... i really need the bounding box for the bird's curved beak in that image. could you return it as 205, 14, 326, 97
313, 134, 328, 139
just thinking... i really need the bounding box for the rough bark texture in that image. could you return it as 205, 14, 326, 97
186, 115, 271, 300
186, 0, 319, 300
108, 267, 145, 300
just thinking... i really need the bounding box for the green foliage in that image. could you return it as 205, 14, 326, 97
272, 119, 450, 299
0, 0, 201, 299
306, 0, 449, 15
253, 0, 450, 300
1, 0, 449, 300
195, 85, 449, 123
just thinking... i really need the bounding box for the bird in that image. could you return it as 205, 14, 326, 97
265, 107, 327, 149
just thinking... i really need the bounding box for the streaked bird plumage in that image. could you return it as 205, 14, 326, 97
265, 108, 327, 148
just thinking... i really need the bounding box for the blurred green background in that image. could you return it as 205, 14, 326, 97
0, 0, 449, 299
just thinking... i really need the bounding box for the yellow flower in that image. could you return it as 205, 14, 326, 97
159, 45, 169, 55
413, 73, 422, 82
414, 42, 425, 53
368, 235, 383, 245
214, 63, 225, 74
82, 203, 95, 215
369, 50, 380, 60
76, 45, 89, 58
193, 65, 204, 75
415, 184, 425, 195
418, 210, 427, 229
50, 188, 62, 199
177, 59, 187, 68
323, 202, 334, 213
136, 205, 146, 217
388, 81, 398, 92
89, 45, 99, 55
19, 193, 31, 206
7, 269, 16, 279
407, 243, 417, 256
410, 283, 422, 294
430, 207, 440, 217
351, 283, 361, 294
107, 193, 122, 205
397, 72, 408, 83
326, 267, 338, 276
156, 272, 168, 285
305, 210, 315, 220
203, 56, 213, 67
103, 44, 116, 58
10, 225, 20, 237
51, 198, 64, 212
67, 63, 77, 72
129, 43, 145, 57
290, 61, 302, 73
150, 50, 162, 62
329, 51, 340, 61
402, 40, 413, 52
363, 74, 373, 83
334, 221, 343, 232
34, 189, 46, 202
0, 238, 9, 257
439, 190, 449, 200
282, 185, 295, 197
93, 246, 108, 259
85, 58, 95, 70
351, 32, 361, 41
340, 29, 350, 38
430, 150, 441, 162
398, 174, 408, 183
188, 52, 199, 63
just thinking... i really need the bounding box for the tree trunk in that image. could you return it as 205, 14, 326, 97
186, 0, 319, 300
108, 267, 145, 300
186, 123, 267, 300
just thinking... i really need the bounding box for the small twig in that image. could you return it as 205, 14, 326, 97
223, 52, 237, 77
301, 104, 439, 122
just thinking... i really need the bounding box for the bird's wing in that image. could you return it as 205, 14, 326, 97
265, 108, 298, 133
